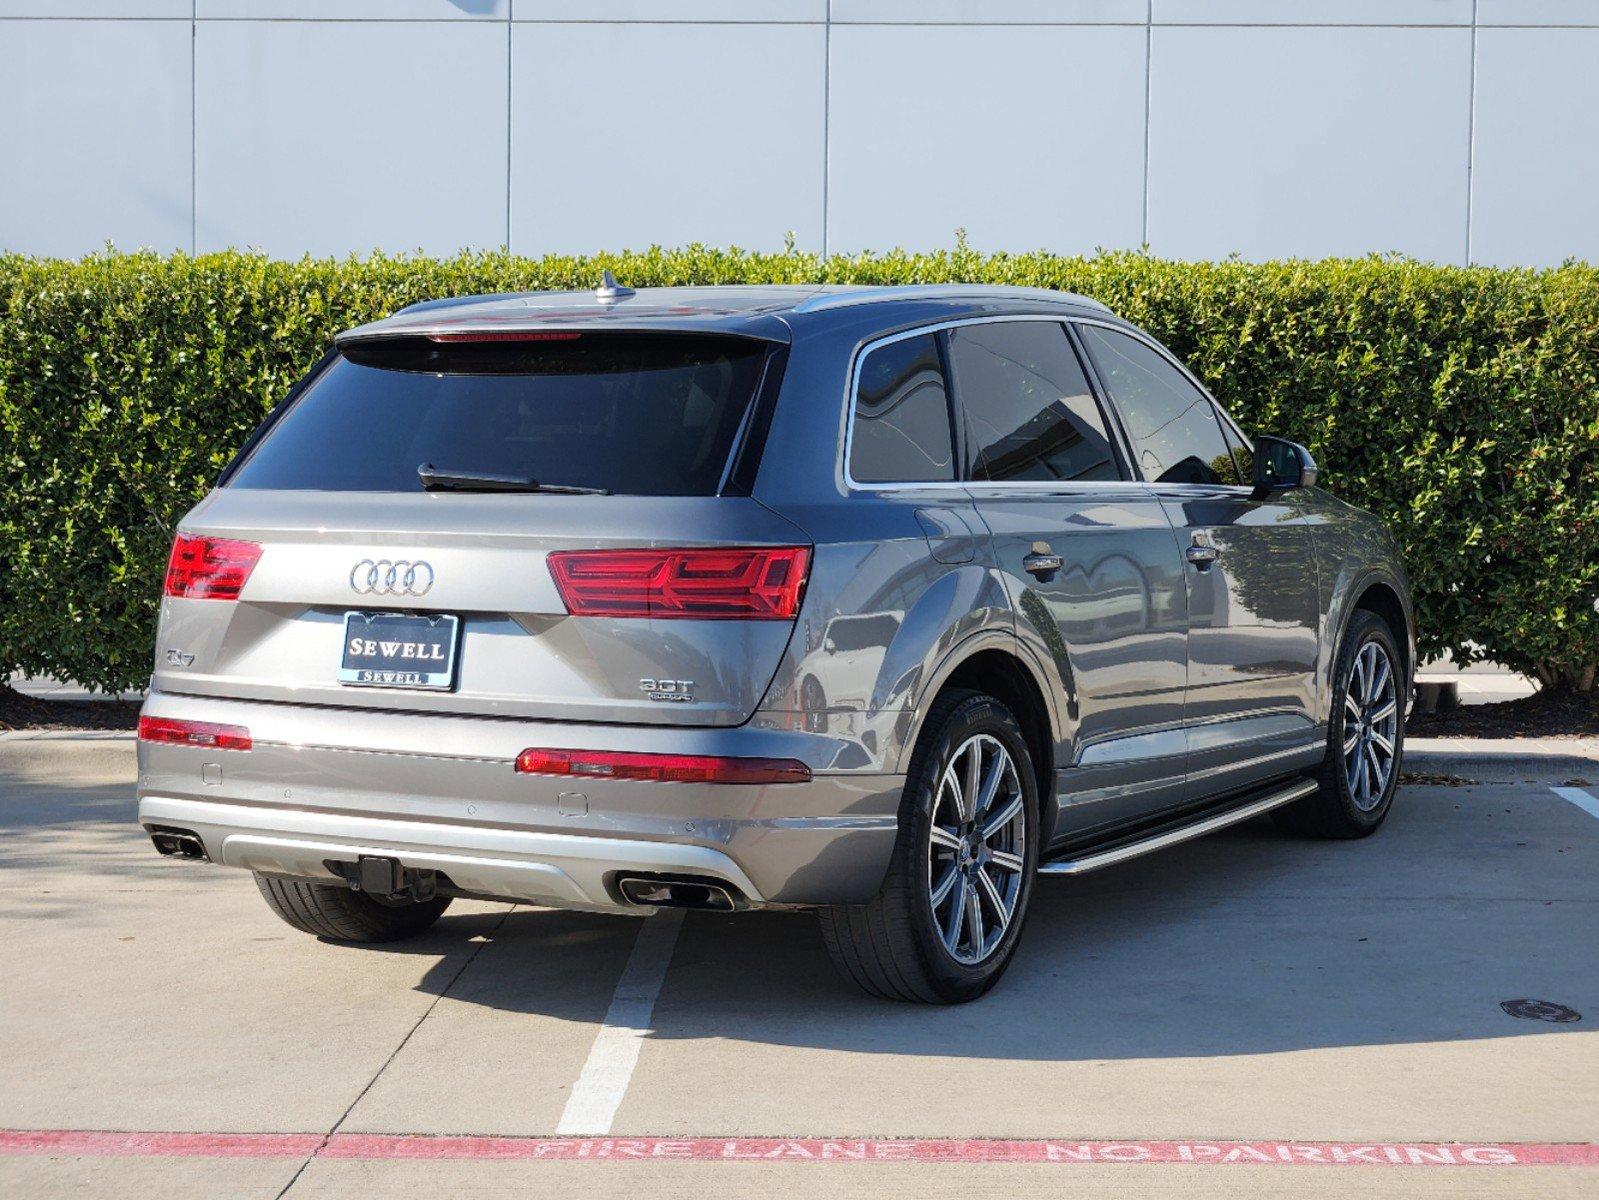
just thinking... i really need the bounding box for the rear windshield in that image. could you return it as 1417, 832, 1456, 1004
227, 333, 770, 495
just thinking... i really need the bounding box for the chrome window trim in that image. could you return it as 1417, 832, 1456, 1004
838, 314, 1142, 496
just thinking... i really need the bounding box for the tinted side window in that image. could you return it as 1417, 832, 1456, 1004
1078, 326, 1243, 486
947, 321, 1122, 484
1216, 409, 1254, 484
849, 333, 956, 484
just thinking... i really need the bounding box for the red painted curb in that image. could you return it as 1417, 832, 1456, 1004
3, 1131, 1597, 1167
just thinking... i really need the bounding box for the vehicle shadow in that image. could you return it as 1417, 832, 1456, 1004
396, 785, 1596, 1063
6, 745, 1591, 1063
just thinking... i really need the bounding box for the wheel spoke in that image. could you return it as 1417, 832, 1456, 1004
1368, 654, 1390, 705
962, 741, 982, 822
1370, 729, 1394, 756
1371, 699, 1397, 724
976, 868, 1009, 935
988, 849, 1024, 874
1343, 729, 1360, 755
1345, 692, 1363, 722
941, 764, 966, 823
975, 751, 1006, 819
962, 881, 984, 954
929, 825, 963, 853
930, 863, 960, 908
980, 794, 1024, 840
940, 876, 965, 948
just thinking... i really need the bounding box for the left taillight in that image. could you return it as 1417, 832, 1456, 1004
547, 546, 810, 620
164, 534, 262, 601
137, 716, 252, 751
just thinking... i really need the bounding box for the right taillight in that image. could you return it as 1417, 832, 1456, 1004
164, 534, 261, 601
548, 546, 810, 620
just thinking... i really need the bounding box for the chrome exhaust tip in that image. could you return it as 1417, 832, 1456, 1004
147, 825, 209, 861
615, 874, 739, 912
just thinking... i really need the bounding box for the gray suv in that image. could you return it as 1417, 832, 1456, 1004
137, 282, 1413, 1003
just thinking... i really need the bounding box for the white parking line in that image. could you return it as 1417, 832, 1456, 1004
1551, 786, 1599, 821
555, 908, 685, 1136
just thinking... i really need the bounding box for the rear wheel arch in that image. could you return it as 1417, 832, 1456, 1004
904, 639, 1059, 836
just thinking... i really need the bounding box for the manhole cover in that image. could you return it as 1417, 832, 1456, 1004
1500, 999, 1582, 1023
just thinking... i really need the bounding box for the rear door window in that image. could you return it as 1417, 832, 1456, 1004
848, 333, 957, 484
1077, 325, 1243, 487
945, 320, 1122, 483
228, 333, 770, 496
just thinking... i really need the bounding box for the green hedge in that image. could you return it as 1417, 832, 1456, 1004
1, 247, 1596, 694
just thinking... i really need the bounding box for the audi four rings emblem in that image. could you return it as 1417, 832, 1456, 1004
350, 559, 435, 596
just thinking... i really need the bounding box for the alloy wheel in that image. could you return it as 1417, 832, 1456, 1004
926, 733, 1027, 965
1343, 640, 1399, 811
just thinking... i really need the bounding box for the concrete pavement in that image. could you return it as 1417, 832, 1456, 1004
2, 737, 1595, 1198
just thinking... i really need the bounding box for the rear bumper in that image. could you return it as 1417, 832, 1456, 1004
135, 690, 903, 910
140, 795, 774, 911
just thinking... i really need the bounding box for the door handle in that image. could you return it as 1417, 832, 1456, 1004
1023, 546, 1063, 580
1186, 539, 1219, 568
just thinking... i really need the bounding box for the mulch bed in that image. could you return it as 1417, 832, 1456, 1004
0, 686, 141, 732
1407, 687, 1599, 740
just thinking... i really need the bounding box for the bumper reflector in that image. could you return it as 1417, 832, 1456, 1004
514, 748, 810, 785
137, 716, 252, 751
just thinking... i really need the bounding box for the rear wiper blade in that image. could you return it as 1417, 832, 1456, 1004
417, 464, 609, 495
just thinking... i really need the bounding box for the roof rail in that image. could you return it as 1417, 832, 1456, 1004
790, 284, 1111, 315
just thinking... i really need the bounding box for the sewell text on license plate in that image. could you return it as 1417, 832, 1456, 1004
338, 611, 460, 690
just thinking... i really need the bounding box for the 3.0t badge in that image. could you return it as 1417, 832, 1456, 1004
639, 678, 694, 702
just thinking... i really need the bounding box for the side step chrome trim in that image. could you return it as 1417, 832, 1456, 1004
1037, 778, 1318, 877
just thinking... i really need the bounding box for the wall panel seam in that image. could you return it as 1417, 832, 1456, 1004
1141, 0, 1152, 248
822, 0, 831, 258
505, 8, 512, 251
191, 0, 197, 254
1464, 0, 1479, 265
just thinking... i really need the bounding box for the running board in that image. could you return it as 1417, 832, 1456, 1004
1037, 778, 1318, 877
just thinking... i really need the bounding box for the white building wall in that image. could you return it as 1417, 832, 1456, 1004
1, 0, 1594, 265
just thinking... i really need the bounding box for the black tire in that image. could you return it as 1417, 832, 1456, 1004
818, 690, 1040, 1004
254, 872, 452, 942
1273, 609, 1406, 839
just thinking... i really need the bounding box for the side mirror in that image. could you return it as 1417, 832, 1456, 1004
1252, 436, 1318, 497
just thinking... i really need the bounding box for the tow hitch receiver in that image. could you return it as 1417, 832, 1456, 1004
352, 856, 438, 903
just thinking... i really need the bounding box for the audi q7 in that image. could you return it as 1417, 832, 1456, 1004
137, 282, 1413, 1003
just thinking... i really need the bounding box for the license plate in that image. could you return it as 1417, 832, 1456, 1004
338, 611, 460, 690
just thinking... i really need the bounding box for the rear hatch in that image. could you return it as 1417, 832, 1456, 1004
152, 329, 806, 727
